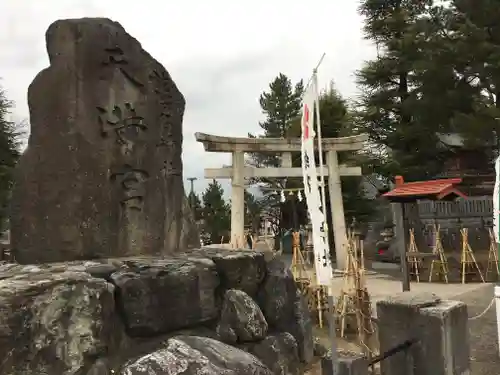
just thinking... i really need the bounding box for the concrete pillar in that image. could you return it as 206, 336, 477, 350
281, 152, 292, 168
231, 151, 245, 248
326, 150, 348, 270
321, 351, 368, 375
376, 292, 470, 375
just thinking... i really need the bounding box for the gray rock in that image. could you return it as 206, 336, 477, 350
258, 259, 314, 363
246, 333, 301, 375
0, 271, 122, 374
207, 249, 267, 296
10, 17, 199, 264
120, 335, 273, 375
111, 257, 219, 335
216, 289, 268, 343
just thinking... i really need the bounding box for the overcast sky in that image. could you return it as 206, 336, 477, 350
0, 0, 376, 195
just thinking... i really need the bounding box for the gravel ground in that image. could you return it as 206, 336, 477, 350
456, 284, 500, 375
280, 253, 500, 374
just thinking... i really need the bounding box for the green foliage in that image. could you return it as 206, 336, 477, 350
201, 180, 230, 243
248, 73, 304, 232
355, 0, 446, 180
356, 0, 500, 180
187, 191, 203, 221
244, 190, 262, 234
0, 86, 21, 231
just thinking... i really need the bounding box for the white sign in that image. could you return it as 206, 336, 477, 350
301, 75, 333, 286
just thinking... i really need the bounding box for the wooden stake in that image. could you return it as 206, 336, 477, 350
429, 224, 449, 283
407, 229, 421, 282
460, 228, 485, 284
486, 228, 500, 281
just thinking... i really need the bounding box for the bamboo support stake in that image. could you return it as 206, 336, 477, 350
460, 228, 485, 284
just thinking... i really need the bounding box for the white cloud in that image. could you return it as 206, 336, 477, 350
0, 0, 376, 195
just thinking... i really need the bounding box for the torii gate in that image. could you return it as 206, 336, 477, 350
195, 132, 368, 269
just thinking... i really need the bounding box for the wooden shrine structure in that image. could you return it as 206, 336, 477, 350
383, 176, 467, 290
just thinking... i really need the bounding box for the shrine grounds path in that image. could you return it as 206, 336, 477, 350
280, 253, 499, 374
458, 284, 499, 375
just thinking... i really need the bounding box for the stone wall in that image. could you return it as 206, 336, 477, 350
0, 248, 313, 375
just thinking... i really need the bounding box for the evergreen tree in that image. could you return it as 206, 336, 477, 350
0, 85, 21, 231
249, 73, 304, 233
244, 190, 262, 235
432, 0, 500, 150
355, 0, 446, 180
201, 180, 230, 243
187, 190, 203, 221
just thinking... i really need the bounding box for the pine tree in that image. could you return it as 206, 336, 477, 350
434, 0, 500, 149
0, 86, 21, 231
249, 73, 304, 233
201, 180, 230, 243
244, 190, 262, 235
355, 0, 446, 180
187, 191, 203, 221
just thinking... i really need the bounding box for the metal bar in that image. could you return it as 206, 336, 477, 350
368, 339, 418, 366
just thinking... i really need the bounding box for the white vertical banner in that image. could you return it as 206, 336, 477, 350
494, 155, 500, 244
301, 74, 333, 286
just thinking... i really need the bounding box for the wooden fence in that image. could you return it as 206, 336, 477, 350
413, 197, 493, 252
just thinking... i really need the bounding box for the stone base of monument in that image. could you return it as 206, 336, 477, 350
0, 249, 313, 375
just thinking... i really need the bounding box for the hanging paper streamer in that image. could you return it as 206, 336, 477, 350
298, 191, 303, 202
280, 191, 286, 203
300, 74, 333, 286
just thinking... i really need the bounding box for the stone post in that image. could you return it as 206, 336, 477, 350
231, 151, 245, 248
376, 292, 470, 375
326, 150, 348, 270
321, 351, 368, 375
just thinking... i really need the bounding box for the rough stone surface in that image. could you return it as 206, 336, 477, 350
216, 289, 268, 343
377, 293, 470, 375
111, 256, 219, 336
208, 249, 267, 296
10, 17, 199, 264
258, 259, 314, 363
0, 248, 310, 373
0, 270, 122, 375
246, 332, 300, 375
120, 335, 273, 375
321, 351, 368, 375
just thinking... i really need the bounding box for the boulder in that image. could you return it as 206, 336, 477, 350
10, 17, 199, 264
206, 249, 266, 296
258, 259, 314, 363
0, 270, 122, 374
216, 289, 268, 343
120, 335, 273, 375
246, 333, 300, 375
111, 257, 219, 336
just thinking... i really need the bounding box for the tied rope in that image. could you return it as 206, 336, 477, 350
468, 297, 495, 321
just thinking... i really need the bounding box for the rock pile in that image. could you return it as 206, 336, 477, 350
0, 249, 313, 375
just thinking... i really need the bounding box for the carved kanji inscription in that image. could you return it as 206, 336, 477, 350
98, 102, 147, 147
110, 165, 149, 211
103, 46, 144, 87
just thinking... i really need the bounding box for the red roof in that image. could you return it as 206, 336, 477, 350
383, 178, 467, 201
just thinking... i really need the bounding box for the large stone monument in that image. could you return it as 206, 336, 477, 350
10, 18, 198, 263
